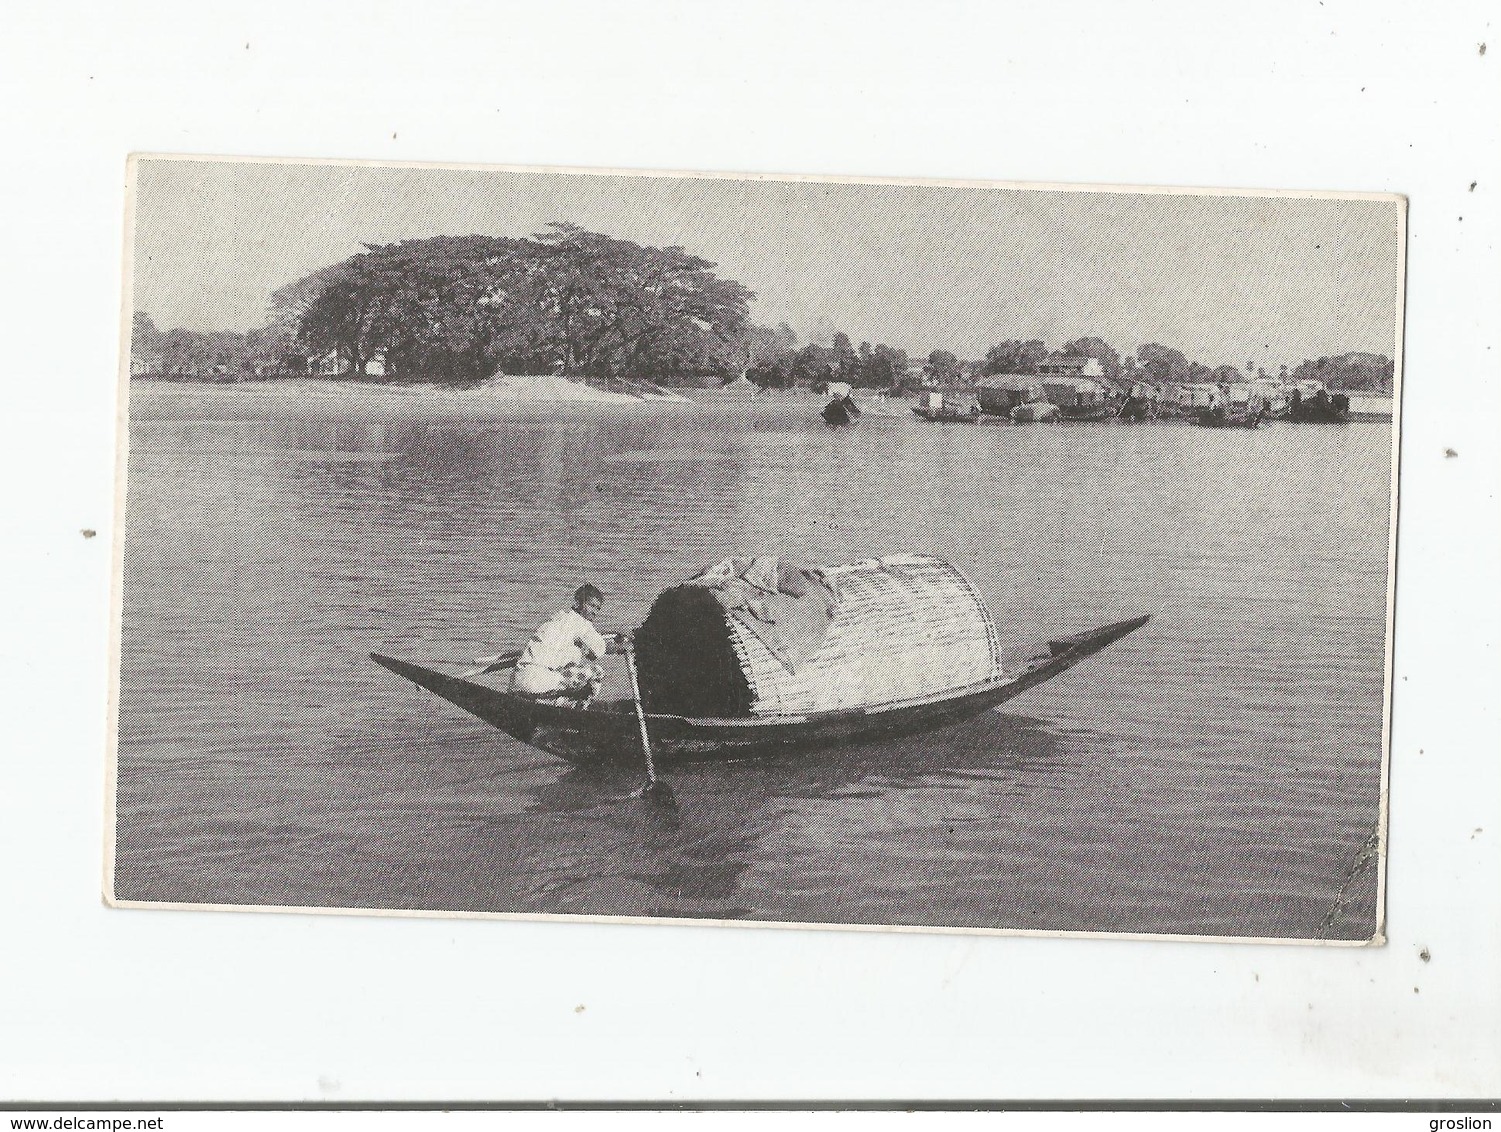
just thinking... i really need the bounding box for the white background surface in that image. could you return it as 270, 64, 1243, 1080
1, 0, 1497, 1103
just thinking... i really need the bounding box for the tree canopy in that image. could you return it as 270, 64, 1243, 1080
264, 225, 756, 383
1059, 337, 1121, 380
1291, 352, 1394, 391
981, 339, 1048, 376
926, 350, 962, 384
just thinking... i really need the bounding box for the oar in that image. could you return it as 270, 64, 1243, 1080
409, 651, 518, 668
454, 649, 525, 678
445, 629, 626, 679
624, 641, 674, 804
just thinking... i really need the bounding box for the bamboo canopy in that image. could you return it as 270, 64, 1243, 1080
635, 554, 1005, 718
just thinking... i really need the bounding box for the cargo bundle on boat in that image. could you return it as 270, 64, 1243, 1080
975, 378, 1062, 421
976, 377, 1045, 417
634, 553, 1004, 718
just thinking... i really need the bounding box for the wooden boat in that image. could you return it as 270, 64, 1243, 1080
1040, 377, 1113, 421
912, 405, 984, 423
821, 395, 861, 426
1115, 382, 1160, 421
912, 390, 982, 423
1194, 383, 1262, 428
1193, 404, 1262, 428
976, 378, 1046, 418
1285, 391, 1350, 423
370, 613, 1149, 768
1009, 401, 1061, 423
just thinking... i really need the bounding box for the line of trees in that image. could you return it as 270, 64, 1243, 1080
745, 329, 917, 391
129, 219, 1395, 393
975, 336, 1393, 392
1288, 352, 1394, 390
130, 313, 300, 377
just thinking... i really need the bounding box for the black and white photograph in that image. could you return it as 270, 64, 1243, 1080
8, 0, 1501, 1108
109, 157, 1401, 944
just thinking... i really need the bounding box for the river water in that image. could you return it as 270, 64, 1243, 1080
114, 381, 1393, 941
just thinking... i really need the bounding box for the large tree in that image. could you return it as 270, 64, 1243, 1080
926, 350, 962, 384
1135, 342, 1192, 384
981, 338, 1048, 376
741, 322, 799, 386
858, 342, 910, 389
1059, 336, 1120, 380
132, 312, 161, 351
282, 236, 535, 380
790, 343, 837, 388
828, 331, 860, 380
271, 224, 755, 384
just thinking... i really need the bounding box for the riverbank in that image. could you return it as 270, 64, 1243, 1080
127, 375, 705, 421
131, 372, 695, 404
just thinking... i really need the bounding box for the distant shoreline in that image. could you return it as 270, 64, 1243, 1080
129, 372, 1393, 396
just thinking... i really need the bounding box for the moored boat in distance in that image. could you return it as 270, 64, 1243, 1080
1115, 380, 1161, 421
1037, 376, 1113, 421
1172, 382, 1219, 419
1036, 355, 1114, 421
1194, 383, 1263, 428
1248, 379, 1290, 419
1010, 401, 1062, 423
912, 389, 982, 422
975, 378, 1063, 423
1284, 381, 1351, 422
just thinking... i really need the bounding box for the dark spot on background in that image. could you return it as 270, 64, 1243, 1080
81, 528, 96, 539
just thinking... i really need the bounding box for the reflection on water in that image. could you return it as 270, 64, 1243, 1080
115, 382, 1392, 939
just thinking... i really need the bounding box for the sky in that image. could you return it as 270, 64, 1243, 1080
129, 157, 1403, 368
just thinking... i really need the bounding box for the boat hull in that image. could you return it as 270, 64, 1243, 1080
1009, 402, 1061, 423
1057, 404, 1113, 421
1194, 408, 1262, 428
371, 614, 1149, 768
912, 406, 982, 423
1285, 404, 1349, 423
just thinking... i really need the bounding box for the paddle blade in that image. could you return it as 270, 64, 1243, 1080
631, 776, 677, 808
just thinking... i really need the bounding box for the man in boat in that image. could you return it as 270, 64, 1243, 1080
510, 584, 626, 705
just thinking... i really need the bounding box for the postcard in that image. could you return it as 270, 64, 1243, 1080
107, 156, 1403, 944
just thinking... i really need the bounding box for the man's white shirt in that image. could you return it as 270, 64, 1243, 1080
517, 608, 608, 673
